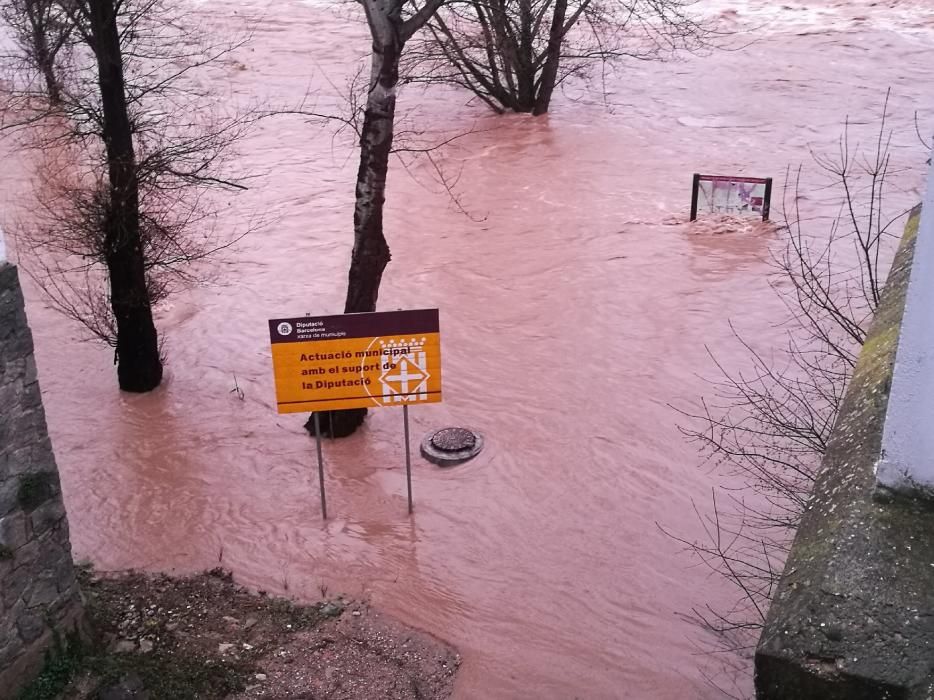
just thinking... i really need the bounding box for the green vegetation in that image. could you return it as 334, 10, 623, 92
87, 653, 251, 699
16, 472, 56, 511
18, 630, 84, 700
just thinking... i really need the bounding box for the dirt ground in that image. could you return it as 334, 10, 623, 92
19, 568, 459, 700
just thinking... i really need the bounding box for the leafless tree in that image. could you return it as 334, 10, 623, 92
664, 94, 914, 698
299, 0, 450, 436
1, 0, 254, 392
404, 0, 710, 115
0, 0, 72, 103
343, 1, 449, 313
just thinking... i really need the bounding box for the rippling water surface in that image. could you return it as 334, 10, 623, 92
2, 1, 933, 697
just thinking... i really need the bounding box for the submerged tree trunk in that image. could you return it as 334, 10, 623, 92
417, 0, 707, 116
344, 51, 399, 314
315, 0, 446, 437
88, 0, 162, 392
533, 0, 568, 115
316, 4, 404, 437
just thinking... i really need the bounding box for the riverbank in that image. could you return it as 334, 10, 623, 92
18, 568, 459, 700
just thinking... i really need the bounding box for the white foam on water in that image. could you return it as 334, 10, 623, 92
702, 0, 934, 36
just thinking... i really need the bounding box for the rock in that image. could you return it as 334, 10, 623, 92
352, 610, 361, 617
114, 639, 137, 654
218, 643, 235, 654
242, 643, 254, 650
255, 673, 267, 681
165, 622, 179, 632
138, 638, 154, 653
243, 617, 258, 630
0, 636, 25, 666
16, 609, 46, 643
98, 672, 149, 700
222, 615, 239, 626
320, 602, 344, 618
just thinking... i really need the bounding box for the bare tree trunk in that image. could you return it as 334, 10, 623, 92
88, 0, 162, 392
14, 0, 63, 103
344, 51, 399, 314
412, 0, 706, 115
28, 3, 60, 104
516, 0, 535, 110
313, 0, 446, 437
318, 4, 404, 437
533, 0, 567, 115
36, 41, 60, 103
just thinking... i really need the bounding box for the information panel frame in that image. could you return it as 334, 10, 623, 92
690, 173, 773, 221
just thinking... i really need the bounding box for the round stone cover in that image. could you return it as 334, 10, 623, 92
421, 427, 483, 466
431, 427, 476, 452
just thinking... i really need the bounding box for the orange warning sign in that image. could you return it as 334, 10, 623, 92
268, 309, 442, 414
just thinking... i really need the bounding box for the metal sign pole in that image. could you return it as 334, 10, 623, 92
313, 412, 328, 519
403, 404, 413, 514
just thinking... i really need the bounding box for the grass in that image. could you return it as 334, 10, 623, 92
17, 631, 84, 700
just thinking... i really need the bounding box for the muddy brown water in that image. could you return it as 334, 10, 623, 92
2, 0, 933, 697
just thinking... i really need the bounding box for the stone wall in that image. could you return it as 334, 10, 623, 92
0, 261, 83, 699
755, 208, 934, 699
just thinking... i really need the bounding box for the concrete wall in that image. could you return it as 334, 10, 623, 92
876, 164, 934, 496
0, 260, 83, 699
756, 208, 934, 699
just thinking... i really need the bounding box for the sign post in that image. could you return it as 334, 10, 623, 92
268, 309, 442, 517
403, 404, 413, 514
312, 412, 327, 519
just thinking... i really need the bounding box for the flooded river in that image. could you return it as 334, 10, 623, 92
3, 0, 933, 697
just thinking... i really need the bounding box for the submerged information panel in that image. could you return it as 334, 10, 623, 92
268, 309, 442, 414
690, 174, 773, 221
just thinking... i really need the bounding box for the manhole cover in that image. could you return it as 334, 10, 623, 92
431, 427, 476, 451
421, 427, 483, 466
